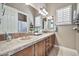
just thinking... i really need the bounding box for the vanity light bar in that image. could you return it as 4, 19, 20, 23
47, 16, 52, 19
39, 8, 48, 16
42, 8, 48, 15
39, 10, 46, 16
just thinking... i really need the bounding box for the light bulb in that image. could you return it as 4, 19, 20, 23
25, 3, 30, 5
42, 8, 48, 15
39, 10, 46, 16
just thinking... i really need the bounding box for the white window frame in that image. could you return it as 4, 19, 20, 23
56, 5, 72, 25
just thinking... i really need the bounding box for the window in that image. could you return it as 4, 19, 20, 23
56, 5, 72, 25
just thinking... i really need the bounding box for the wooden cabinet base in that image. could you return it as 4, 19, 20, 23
12, 45, 34, 56
12, 34, 55, 56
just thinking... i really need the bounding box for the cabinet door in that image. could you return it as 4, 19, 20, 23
50, 34, 55, 47
48, 36, 52, 50
45, 34, 55, 55
48, 34, 55, 50
45, 37, 50, 55
34, 40, 45, 56
12, 45, 34, 56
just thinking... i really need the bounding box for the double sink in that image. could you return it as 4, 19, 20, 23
0, 32, 54, 56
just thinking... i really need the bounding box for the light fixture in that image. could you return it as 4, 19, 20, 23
42, 8, 48, 15
39, 10, 46, 16
47, 16, 52, 19
25, 3, 31, 5
39, 8, 48, 16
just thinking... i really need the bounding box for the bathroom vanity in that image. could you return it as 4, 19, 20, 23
0, 32, 55, 56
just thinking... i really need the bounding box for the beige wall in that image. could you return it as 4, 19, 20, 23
75, 3, 79, 53
46, 3, 77, 50
57, 25, 76, 49
6, 3, 37, 15
30, 3, 46, 11
6, 3, 32, 15
76, 32, 79, 53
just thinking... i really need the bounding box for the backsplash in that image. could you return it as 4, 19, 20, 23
12, 33, 27, 39
0, 33, 27, 41
0, 34, 5, 41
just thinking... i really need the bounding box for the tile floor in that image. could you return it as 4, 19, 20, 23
48, 46, 78, 56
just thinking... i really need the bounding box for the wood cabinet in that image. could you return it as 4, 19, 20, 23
45, 37, 51, 55
12, 45, 34, 56
12, 34, 55, 56
34, 40, 45, 56
34, 34, 55, 56
45, 34, 55, 55
50, 34, 55, 47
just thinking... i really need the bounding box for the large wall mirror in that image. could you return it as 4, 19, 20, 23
34, 15, 43, 32
0, 4, 28, 33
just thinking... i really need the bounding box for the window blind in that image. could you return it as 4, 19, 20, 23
56, 5, 72, 25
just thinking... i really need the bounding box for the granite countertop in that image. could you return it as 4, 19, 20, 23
0, 32, 54, 56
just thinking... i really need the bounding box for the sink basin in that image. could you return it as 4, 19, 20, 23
32, 32, 42, 36
19, 36, 34, 40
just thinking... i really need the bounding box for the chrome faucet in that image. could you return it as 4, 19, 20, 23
4, 32, 12, 41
